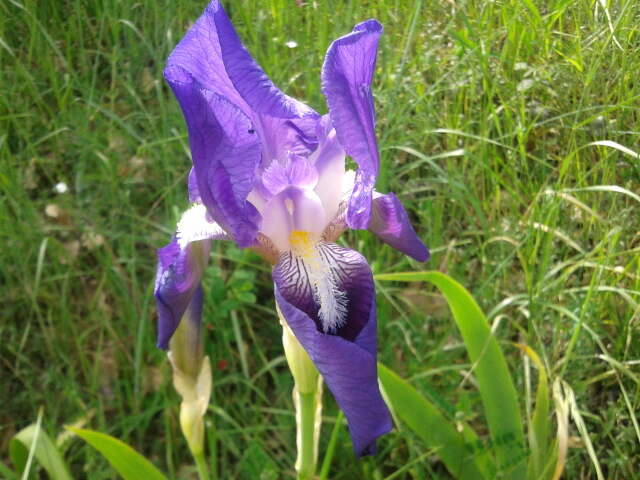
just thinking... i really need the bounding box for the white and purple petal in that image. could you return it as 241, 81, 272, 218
273, 243, 393, 455
155, 238, 208, 349
261, 155, 319, 197
259, 187, 327, 252
321, 20, 383, 230
310, 115, 346, 223
369, 193, 430, 262
165, 1, 322, 245
155, 206, 227, 348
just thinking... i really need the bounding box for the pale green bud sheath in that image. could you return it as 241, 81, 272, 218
168, 276, 212, 480
278, 304, 323, 480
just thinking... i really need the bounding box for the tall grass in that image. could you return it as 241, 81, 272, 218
1, 0, 638, 477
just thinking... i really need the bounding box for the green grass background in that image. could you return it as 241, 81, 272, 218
1, 0, 639, 478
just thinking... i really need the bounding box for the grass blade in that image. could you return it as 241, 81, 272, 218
10, 416, 72, 480
517, 344, 550, 479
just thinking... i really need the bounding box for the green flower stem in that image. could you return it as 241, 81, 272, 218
193, 449, 210, 480
278, 307, 323, 480
319, 410, 344, 480
297, 388, 320, 480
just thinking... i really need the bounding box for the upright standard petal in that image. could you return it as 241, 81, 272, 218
164, 0, 250, 116
210, 1, 314, 118
369, 193, 430, 262
165, 0, 313, 118
165, 1, 317, 159
310, 115, 346, 223
321, 20, 383, 230
166, 74, 262, 247
155, 206, 227, 349
273, 243, 393, 455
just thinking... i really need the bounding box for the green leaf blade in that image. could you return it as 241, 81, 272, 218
376, 271, 527, 479
378, 363, 488, 480
69, 428, 168, 480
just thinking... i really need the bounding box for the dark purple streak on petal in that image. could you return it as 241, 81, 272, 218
369, 193, 430, 262
273, 243, 372, 341
321, 20, 383, 230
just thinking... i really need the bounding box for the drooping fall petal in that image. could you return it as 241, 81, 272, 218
368, 192, 430, 262
273, 243, 393, 455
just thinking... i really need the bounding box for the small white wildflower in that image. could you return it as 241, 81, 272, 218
54, 182, 68, 194
517, 78, 535, 92
285, 40, 298, 49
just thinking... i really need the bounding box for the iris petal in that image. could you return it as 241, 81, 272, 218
369, 192, 430, 262
164, 1, 250, 117
165, 0, 312, 120
321, 20, 383, 230
211, 1, 315, 118
165, 1, 320, 245
311, 115, 346, 224
273, 243, 392, 455
166, 76, 262, 247
155, 207, 227, 348
155, 238, 208, 349
187, 167, 201, 203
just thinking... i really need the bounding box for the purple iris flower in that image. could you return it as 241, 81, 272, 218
155, 0, 429, 457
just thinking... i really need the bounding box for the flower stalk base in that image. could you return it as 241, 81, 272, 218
294, 380, 323, 480
279, 307, 323, 479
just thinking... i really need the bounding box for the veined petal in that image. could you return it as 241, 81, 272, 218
167, 75, 262, 247
211, 1, 315, 118
259, 187, 326, 252
369, 193, 430, 262
310, 115, 346, 223
165, 0, 314, 120
262, 155, 319, 197
273, 243, 392, 455
155, 206, 227, 349
255, 115, 319, 167
321, 20, 383, 230
187, 167, 201, 203
164, 0, 250, 117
